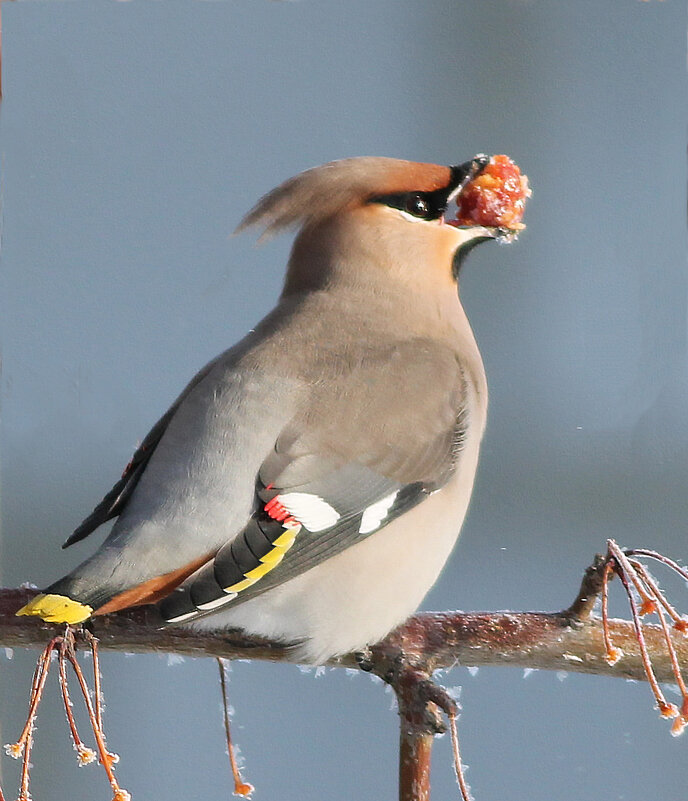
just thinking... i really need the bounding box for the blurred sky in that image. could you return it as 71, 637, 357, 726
1, 1, 686, 800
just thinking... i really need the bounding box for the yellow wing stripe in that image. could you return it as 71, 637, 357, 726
223, 524, 300, 593
224, 576, 259, 593
253, 549, 287, 574
16, 594, 93, 625
272, 528, 299, 548
258, 546, 287, 566
19, 524, 303, 621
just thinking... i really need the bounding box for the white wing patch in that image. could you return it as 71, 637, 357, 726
196, 592, 238, 612
166, 610, 199, 624
278, 492, 340, 532
359, 491, 399, 534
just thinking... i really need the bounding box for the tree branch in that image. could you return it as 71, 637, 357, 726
2, 548, 687, 801
1, 585, 686, 682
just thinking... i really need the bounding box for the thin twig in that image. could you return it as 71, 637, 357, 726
11, 637, 57, 752
626, 549, 688, 583
217, 658, 254, 797
606, 542, 678, 719
58, 641, 96, 766
85, 630, 104, 732
601, 560, 622, 664
8, 637, 59, 800
630, 560, 684, 627
448, 714, 472, 801
607, 540, 656, 610
63, 639, 129, 799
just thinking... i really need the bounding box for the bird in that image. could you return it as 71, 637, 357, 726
17, 155, 528, 664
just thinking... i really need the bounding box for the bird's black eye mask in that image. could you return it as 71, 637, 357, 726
369, 155, 490, 222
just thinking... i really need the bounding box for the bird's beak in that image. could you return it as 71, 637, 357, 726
451, 155, 491, 195
444, 155, 499, 242
447, 223, 521, 245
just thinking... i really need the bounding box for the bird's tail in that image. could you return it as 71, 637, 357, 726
16, 548, 213, 624
16, 592, 93, 624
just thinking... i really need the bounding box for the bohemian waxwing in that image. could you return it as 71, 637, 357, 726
18, 155, 526, 663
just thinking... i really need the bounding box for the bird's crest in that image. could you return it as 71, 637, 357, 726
235, 157, 452, 239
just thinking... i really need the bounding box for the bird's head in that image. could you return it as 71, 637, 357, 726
237, 156, 528, 296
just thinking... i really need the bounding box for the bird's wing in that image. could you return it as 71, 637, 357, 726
159, 337, 473, 623
63, 356, 220, 548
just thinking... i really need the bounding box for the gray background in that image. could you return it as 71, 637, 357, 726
1, 1, 686, 799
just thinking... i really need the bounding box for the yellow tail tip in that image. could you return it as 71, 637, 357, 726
16, 594, 93, 624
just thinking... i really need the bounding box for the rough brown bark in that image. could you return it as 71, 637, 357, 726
1, 588, 685, 682
1, 552, 686, 801
399, 730, 433, 801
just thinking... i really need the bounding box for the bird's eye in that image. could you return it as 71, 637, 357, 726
370, 190, 443, 220
405, 194, 429, 218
